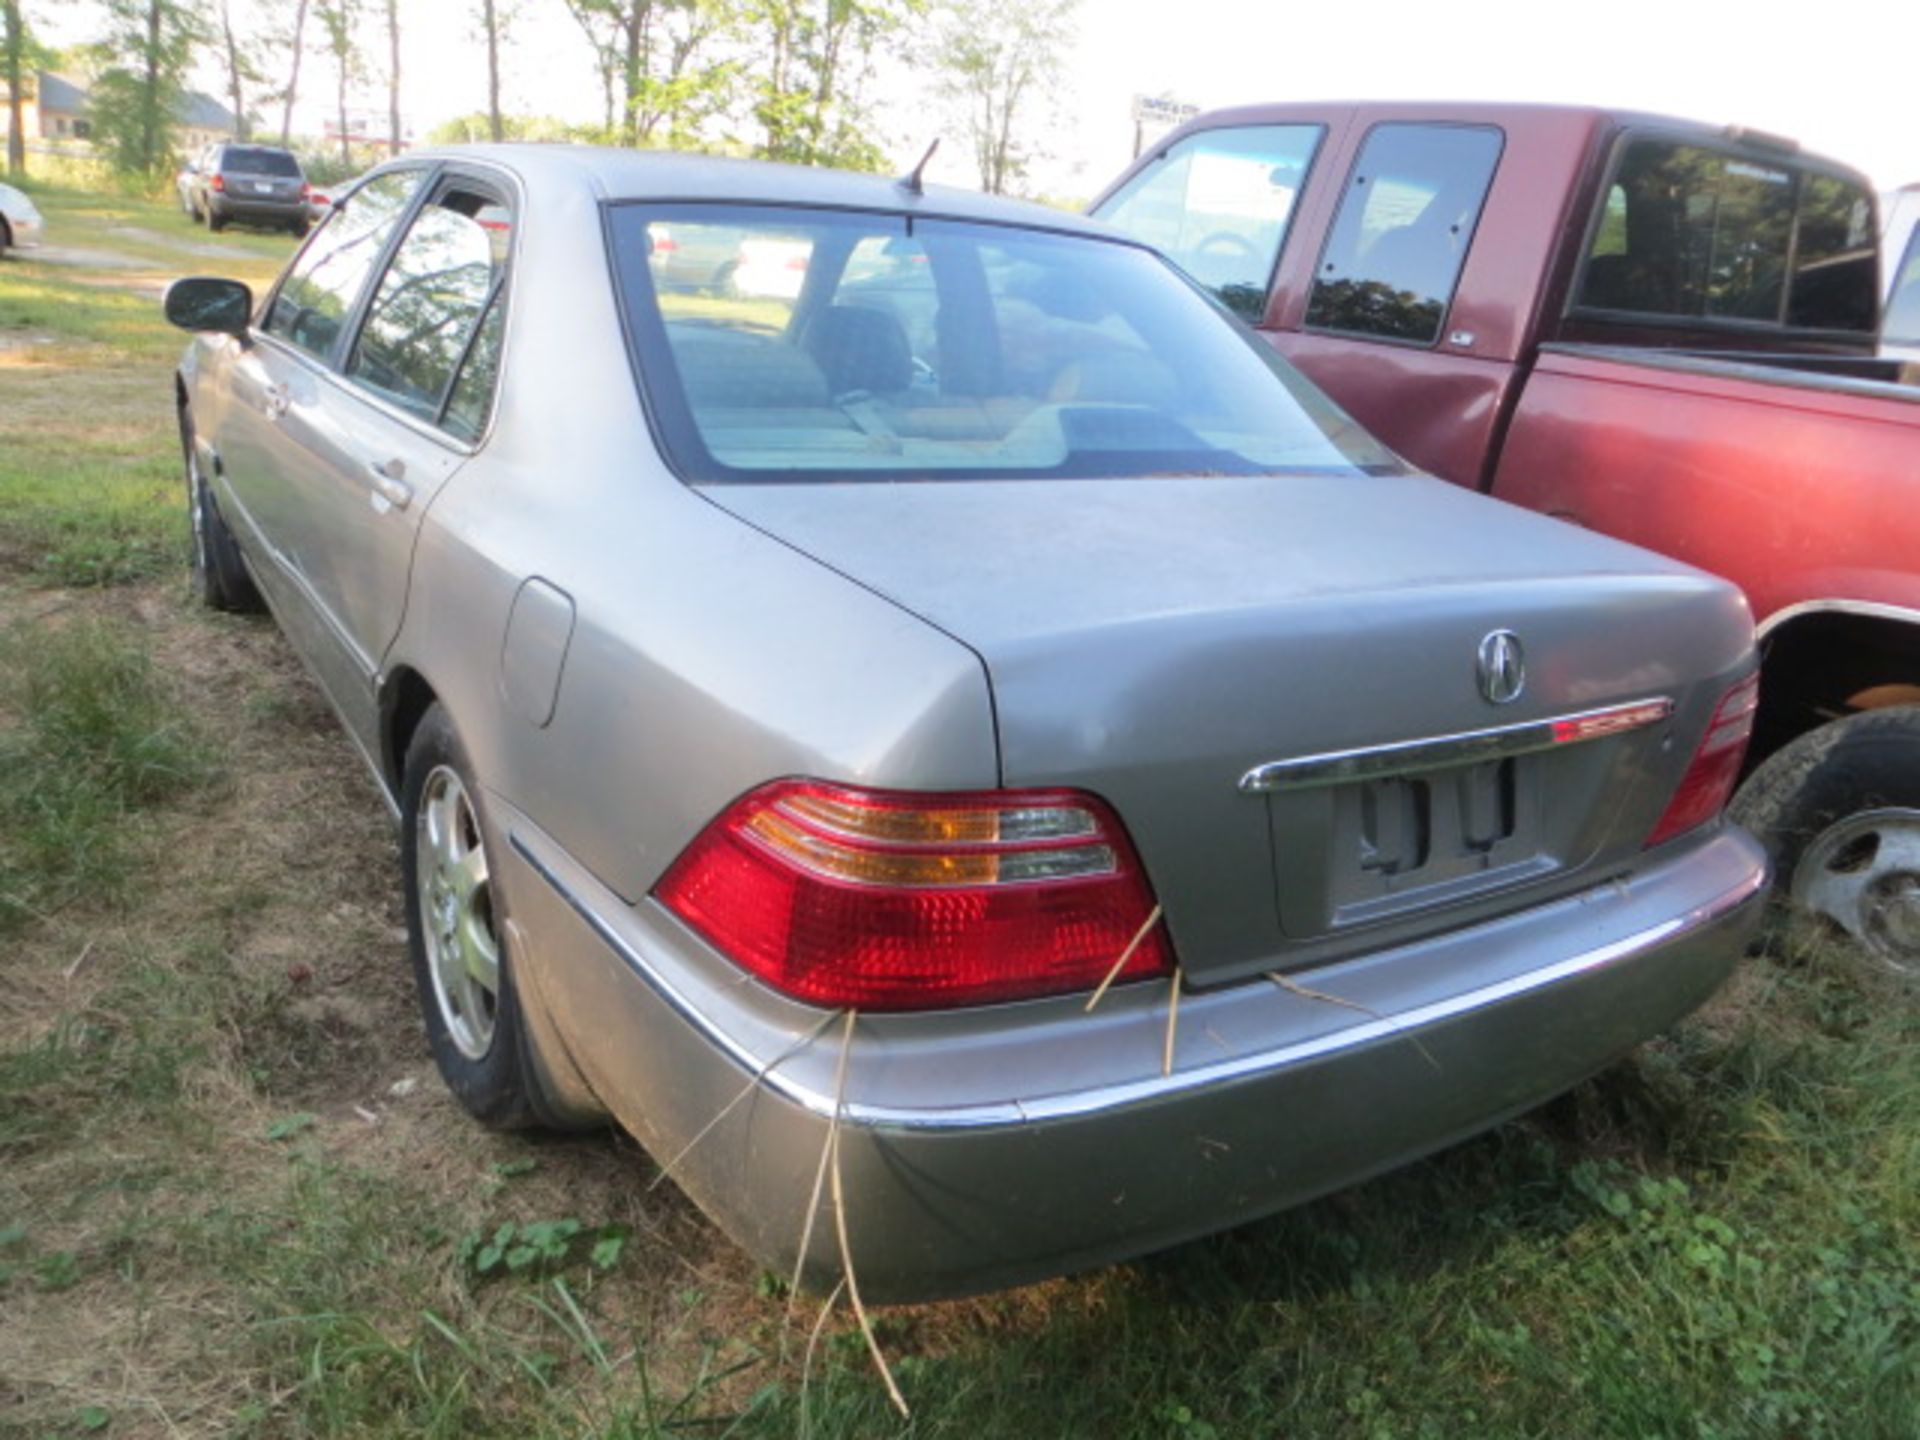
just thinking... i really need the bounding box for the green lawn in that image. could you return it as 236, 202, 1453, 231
0, 182, 1915, 1440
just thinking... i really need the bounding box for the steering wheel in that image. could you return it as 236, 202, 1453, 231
1193, 231, 1258, 261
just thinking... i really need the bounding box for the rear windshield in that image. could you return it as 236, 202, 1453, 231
1575, 138, 1877, 333
222, 146, 301, 177
608, 204, 1402, 484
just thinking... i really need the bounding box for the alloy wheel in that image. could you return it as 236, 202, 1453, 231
416, 765, 501, 1057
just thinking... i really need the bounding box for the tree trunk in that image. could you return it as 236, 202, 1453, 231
483, 0, 502, 143
221, 0, 248, 140
141, 0, 162, 173
385, 0, 399, 154
280, 0, 308, 146
335, 35, 348, 165
3, 0, 25, 178
621, 8, 640, 147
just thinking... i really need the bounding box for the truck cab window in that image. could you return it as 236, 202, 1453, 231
1092, 124, 1324, 321
1305, 123, 1503, 345
1574, 139, 1876, 334
1887, 228, 1920, 349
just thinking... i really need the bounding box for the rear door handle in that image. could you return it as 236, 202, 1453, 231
368, 458, 413, 510
262, 384, 289, 421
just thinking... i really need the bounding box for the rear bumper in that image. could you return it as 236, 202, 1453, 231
497, 804, 1766, 1302
209, 196, 304, 222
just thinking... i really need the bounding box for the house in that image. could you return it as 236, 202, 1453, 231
0, 69, 239, 154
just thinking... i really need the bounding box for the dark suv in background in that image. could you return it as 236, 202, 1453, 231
185, 144, 311, 236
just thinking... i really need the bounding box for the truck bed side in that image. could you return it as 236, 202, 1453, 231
1492, 344, 1920, 629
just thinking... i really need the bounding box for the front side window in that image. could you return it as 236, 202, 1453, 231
264, 170, 423, 362
1574, 139, 1877, 333
1305, 124, 1504, 345
346, 185, 509, 429
609, 204, 1402, 485
1886, 226, 1920, 348
1091, 124, 1324, 321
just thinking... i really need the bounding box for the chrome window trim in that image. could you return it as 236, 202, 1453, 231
1237, 695, 1675, 794
508, 828, 1762, 1134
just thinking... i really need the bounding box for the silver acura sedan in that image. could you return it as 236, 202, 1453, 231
164, 146, 1767, 1302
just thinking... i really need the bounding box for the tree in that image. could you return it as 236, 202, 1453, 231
88, 0, 203, 178
930, 0, 1074, 195
215, 0, 269, 141
315, 0, 355, 166
746, 0, 912, 171
475, 0, 510, 143
558, 0, 737, 150
278, 0, 309, 146
3, 0, 27, 178
383, 0, 399, 154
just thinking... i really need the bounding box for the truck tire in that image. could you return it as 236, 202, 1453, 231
1730, 705, 1920, 976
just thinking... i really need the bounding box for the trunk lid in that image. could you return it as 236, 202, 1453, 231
706, 474, 1753, 983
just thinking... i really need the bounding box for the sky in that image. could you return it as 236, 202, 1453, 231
45, 0, 1920, 198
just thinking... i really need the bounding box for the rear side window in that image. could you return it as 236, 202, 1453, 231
221, 146, 302, 178
1574, 139, 1877, 333
346, 185, 510, 430
265, 170, 422, 361
1887, 227, 1920, 348
1305, 124, 1503, 345
1092, 125, 1324, 321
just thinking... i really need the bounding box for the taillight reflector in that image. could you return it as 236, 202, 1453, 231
210, 173, 225, 192
1645, 673, 1760, 847
654, 780, 1172, 1010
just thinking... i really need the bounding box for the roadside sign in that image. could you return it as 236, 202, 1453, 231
1132, 95, 1200, 128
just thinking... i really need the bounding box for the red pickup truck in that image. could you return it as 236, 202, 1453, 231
1092, 102, 1920, 973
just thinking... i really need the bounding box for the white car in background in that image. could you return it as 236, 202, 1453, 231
0, 181, 44, 256
1882, 184, 1919, 364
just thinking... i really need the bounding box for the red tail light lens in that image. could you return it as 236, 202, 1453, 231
654, 780, 1172, 1010
1645, 673, 1760, 847
210, 173, 226, 192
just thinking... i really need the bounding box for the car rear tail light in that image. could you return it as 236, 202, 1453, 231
654, 780, 1172, 1010
210, 174, 225, 192
299, 182, 312, 201
1644, 673, 1760, 847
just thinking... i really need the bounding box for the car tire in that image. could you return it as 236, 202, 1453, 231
180, 412, 264, 613
207, 206, 227, 232
0, 217, 10, 259
289, 217, 310, 238
401, 705, 543, 1129
1730, 705, 1920, 976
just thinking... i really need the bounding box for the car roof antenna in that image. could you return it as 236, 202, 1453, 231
899, 138, 940, 196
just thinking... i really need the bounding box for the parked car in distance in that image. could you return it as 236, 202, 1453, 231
1095, 103, 1920, 974
185, 143, 312, 235
176, 152, 204, 215
164, 147, 1765, 1302
0, 181, 43, 255
1882, 184, 1920, 364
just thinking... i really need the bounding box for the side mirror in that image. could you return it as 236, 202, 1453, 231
164, 277, 254, 340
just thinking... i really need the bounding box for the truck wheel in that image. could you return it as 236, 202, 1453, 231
1730, 705, 1920, 977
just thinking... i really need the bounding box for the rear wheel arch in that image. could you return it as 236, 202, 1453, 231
380, 666, 441, 800
1750, 604, 1920, 767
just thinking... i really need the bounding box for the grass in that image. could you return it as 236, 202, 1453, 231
1, 181, 1916, 1439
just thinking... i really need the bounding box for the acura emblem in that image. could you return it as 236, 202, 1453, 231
1477, 630, 1525, 705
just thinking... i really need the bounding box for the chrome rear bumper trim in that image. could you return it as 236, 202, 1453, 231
1238, 696, 1675, 793
510, 829, 1762, 1134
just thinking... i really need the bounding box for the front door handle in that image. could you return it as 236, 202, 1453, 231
368, 457, 413, 510
262, 384, 289, 421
